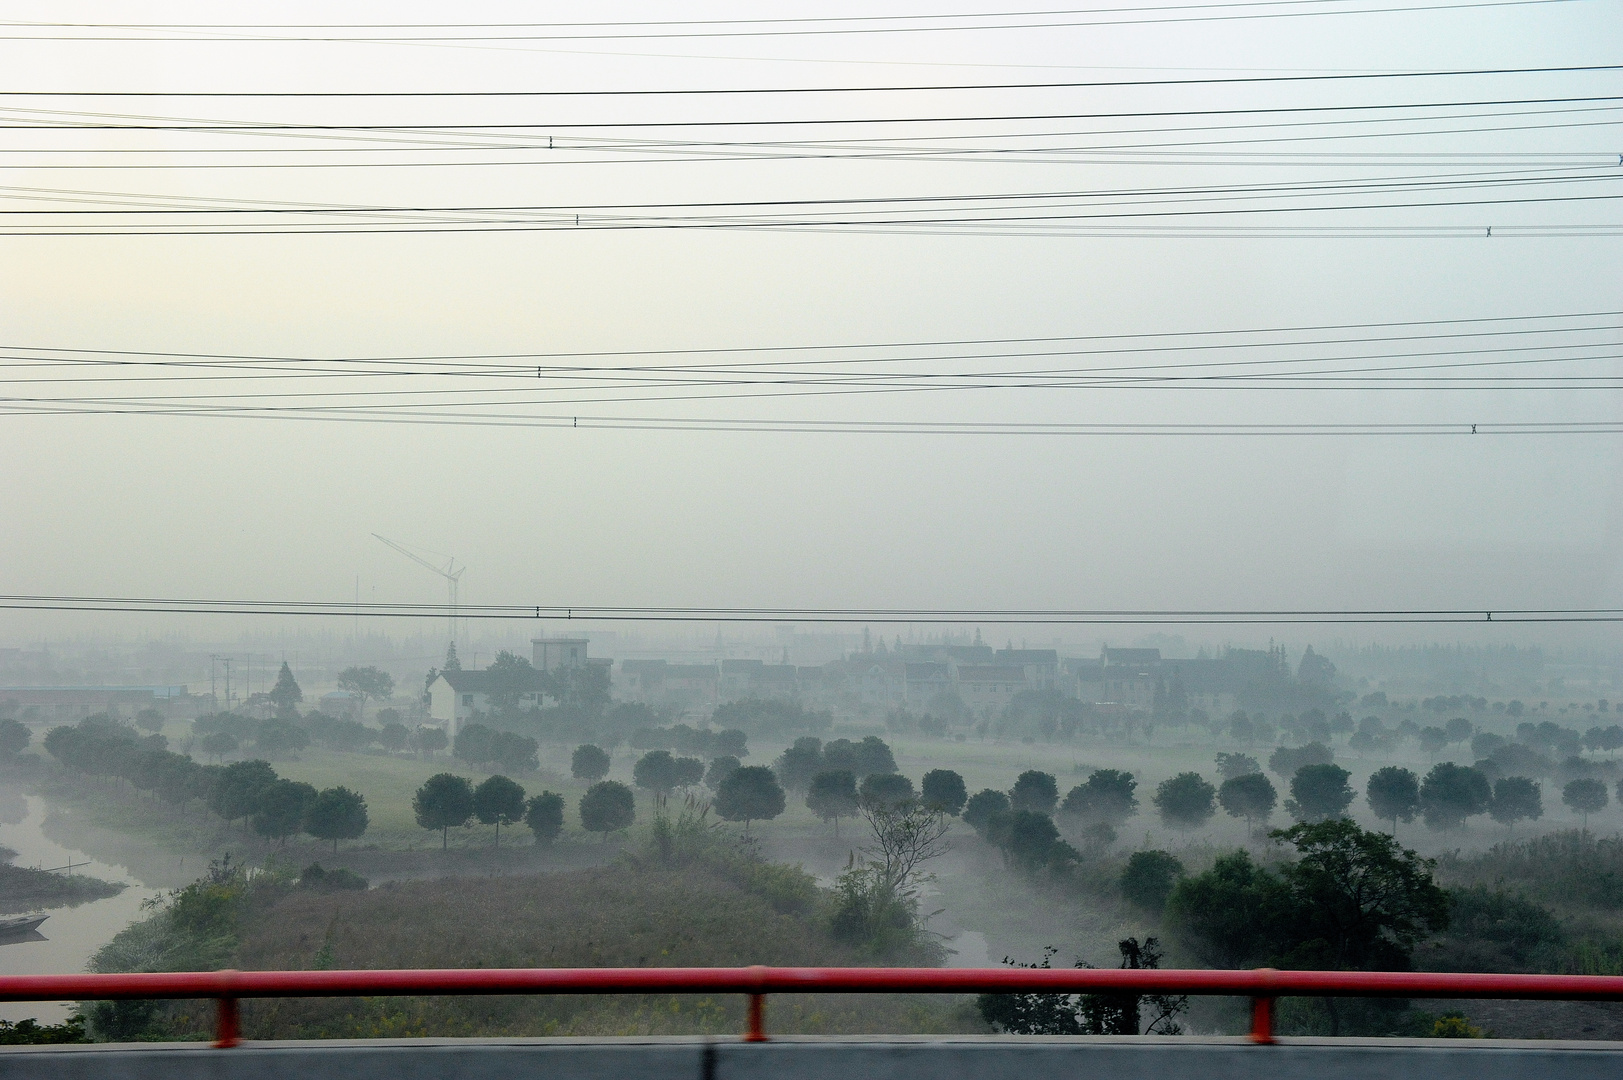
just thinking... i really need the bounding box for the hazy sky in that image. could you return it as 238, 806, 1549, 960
1, 1, 1620, 650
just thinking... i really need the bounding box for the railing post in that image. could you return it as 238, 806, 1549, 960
744, 965, 768, 1042
1250, 995, 1273, 1044
214, 995, 239, 1048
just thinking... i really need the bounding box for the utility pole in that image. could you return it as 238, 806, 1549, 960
222, 658, 232, 713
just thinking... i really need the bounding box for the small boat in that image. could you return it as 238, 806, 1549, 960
0, 914, 47, 941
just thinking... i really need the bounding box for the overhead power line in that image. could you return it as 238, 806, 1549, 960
0, 594, 1617, 624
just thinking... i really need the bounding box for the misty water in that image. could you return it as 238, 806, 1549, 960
0, 787, 163, 1023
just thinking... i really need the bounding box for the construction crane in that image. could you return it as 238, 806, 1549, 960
373, 534, 464, 648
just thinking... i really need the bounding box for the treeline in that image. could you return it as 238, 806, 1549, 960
44, 716, 370, 850
192, 711, 446, 760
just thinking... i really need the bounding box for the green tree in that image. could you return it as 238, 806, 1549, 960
705, 754, 741, 790
198, 730, 237, 762
963, 788, 1012, 834
1059, 769, 1138, 827
1419, 726, 1450, 758
1489, 776, 1542, 832
254, 718, 309, 759
1121, 850, 1186, 914
208, 759, 277, 823
378, 723, 410, 753
1154, 772, 1216, 833
714, 765, 786, 834
858, 772, 915, 811
1215, 752, 1261, 781
1286, 763, 1354, 821
807, 769, 859, 836
413, 725, 448, 757
267, 662, 303, 718
482, 651, 536, 713
473, 775, 527, 847
579, 779, 636, 839
336, 666, 394, 716
412, 772, 474, 849
1444, 716, 1474, 745
1366, 766, 1421, 835
773, 737, 824, 792
302, 786, 369, 853
251, 779, 317, 845
1563, 777, 1608, 828
1010, 770, 1060, 814
525, 791, 565, 844
1218, 772, 1277, 831
134, 708, 164, 735
633, 750, 683, 801
0, 718, 31, 759
920, 768, 968, 815
1420, 763, 1492, 831
571, 743, 611, 781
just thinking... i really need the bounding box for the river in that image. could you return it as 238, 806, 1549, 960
0, 785, 165, 1023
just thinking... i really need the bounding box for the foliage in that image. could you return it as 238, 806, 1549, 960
1366, 766, 1421, 830
299, 864, 369, 891
254, 718, 310, 758
963, 788, 1011, 834
453, 724, 539, 773
633, 750, 705, 800
472, 775, 527, 846
823, 736, 897, 778
996, 811, 1079, 874
209, 759, 278, 822
1168, 821, 1449, 1001
1420, 763, 1492, 831
0, 1016, 89, 1044
858, 772, 915, 810
1563, 777, 1608, 822
1215, 752, 1260, 780
1422, 885, 1565, 973
252, 779, 317, 844
378, 723, 410, 752
1489, 776, 1542, 828
1286, 763, 1354, 821
524, 791, 565, 844
806, 770, 859, 833
1154, 772, 1216, 832
1121, 850, 1186, 913
711, 698, 832, 736
1058, 769, 1138, 827
1218, 772, 1277, 828
301, 786, 369, 853
977, 939, 1186, 1035
571, 743, 611, 781
1009, 770, 1059, 814
773, 737, 826, 792
629, 724, 748, 759
713, 766, 786, 831
920, 769, 967, 815
336, 666, 395, 708
1269, 742, 1333, 777
0, 717, 30, 758
832, 798, 951, 959
704, 755, 741, 790
579, 780, 636, 837
412, 773, 475, 848
267, 662, 303, 717
0, 859, 124, 913
413, 726, 448, 755
481, 652, 536, 712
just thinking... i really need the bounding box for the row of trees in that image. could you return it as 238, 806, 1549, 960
193, 710, 447, 761
43, 716, 369, 849
410, 772, 563, 848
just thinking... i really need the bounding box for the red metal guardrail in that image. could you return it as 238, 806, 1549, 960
4, 967, 1623, 1048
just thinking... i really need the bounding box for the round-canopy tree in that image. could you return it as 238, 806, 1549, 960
1121, 850, 1186, 914
579, 779, 636, 839
525, 791, 565, 844
1489, 776, 1542, 832
209, 759, 277, 824
473, 774, 527, 847
413, 772, 475, 850
1059, 769, 1138, 827
199, 730, 238, 762
413, 726, 449, 757
714, 765, 786, 835
378, 723, 410, 753
858, 772, 915, 811
704, 755, 741, 791
1218, 772, 1277, 831
1010, 770, 1060, 815
1366, 766, 1421, 835
920, 768, 968, 816
302, 786, 369, 853
806, 769, 859, 836
1154, 772, 1217, 833
1563, 777, 1608, 828
773, 737, 824, 793
252, 779, 318, 845
1419, 763, 1492, 831
571, 743, 611, 781
962, 788, 1011, 835
0, 718, 28, 759
1286, 763, 1354, 822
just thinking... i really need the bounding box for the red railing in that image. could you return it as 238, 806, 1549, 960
3, 967, 1622, 1048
